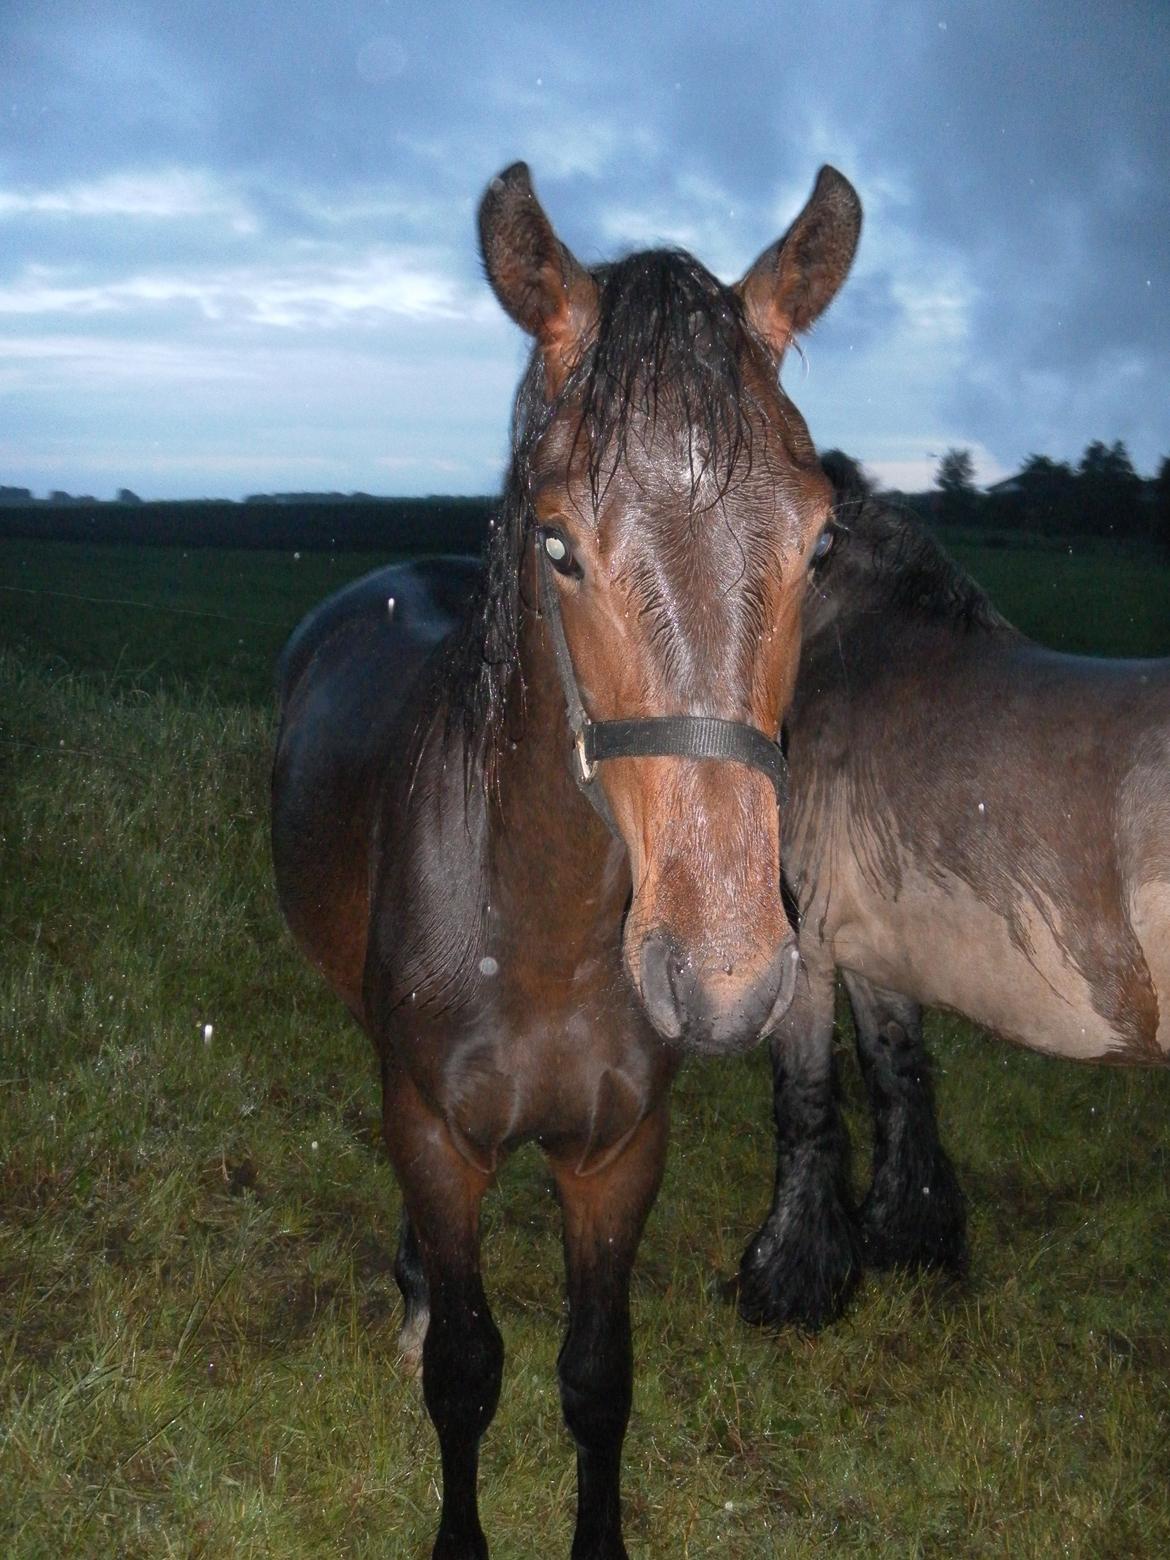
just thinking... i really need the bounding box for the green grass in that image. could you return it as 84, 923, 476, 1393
935, 529, 1169, 657
1, 534, 1168, 1557
0, 540, 394, 703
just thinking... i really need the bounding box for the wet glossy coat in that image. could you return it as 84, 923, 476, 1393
273, 166, 861, 1556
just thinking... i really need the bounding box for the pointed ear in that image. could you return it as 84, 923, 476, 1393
736, 165, 862, 360
478, 162, 597, 393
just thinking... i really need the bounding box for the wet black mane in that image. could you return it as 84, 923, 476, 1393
438, 249, 765, 786
578, 250, 753, 500
816, 451, 1011, 636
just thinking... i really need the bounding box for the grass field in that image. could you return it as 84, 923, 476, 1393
2, 531, 1168, 1557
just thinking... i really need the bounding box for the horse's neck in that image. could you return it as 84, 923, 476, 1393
800, 586, 1001, 697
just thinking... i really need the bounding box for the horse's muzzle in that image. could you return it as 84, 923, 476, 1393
637, 929, 801, 1052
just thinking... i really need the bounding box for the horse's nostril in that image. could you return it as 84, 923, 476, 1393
638, 930, 688, 1041
764, 937, 802, 1033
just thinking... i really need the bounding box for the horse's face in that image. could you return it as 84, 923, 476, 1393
530, 386, 834, 1050
480, 163, 861, 1052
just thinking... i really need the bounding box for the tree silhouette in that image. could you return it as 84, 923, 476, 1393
1154, 456, 1170, 549
935, 447, 977, 522
1010, 454, 1077, 532
1077, 439, 1142, 535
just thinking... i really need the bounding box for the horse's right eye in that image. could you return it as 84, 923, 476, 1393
540, 528, 581, 579
810, 527, 835, 564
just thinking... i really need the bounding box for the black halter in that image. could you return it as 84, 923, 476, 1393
536, 538, 789, 836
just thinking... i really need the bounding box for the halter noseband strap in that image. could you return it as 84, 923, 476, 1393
536, 539, 789, 835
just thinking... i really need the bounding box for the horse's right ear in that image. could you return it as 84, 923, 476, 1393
737, 165, 862, 362
478, 163, 597, 394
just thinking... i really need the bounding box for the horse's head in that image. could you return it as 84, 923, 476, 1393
800, 449, 874, 642
804, 452, 1010, 649
480, 163, 860, 1052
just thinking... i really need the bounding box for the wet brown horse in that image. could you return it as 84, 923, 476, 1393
737, 454, 1170, 1332
272, 165, 860, 1557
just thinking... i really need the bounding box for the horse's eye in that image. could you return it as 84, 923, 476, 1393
540, 528, 581, 578
811, 527, 834, 565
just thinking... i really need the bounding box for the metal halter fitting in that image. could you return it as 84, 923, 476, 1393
535, 537, 789, 836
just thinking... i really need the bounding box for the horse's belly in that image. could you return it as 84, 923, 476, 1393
831, 866, 1134, 1061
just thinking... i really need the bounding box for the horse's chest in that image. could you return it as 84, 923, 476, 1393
399, 985, 671, 1175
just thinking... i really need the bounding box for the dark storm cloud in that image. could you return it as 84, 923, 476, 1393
861, 5, 1170, 444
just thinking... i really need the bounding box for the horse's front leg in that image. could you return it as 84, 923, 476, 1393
548, 1103, 670, 1560
738, 962, 861, 1330
842, 972, 968, 1276
382, 1069, 502, 1560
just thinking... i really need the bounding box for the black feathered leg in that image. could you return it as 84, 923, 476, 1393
738, 962, 861, 1331
843, 971, 968, 1276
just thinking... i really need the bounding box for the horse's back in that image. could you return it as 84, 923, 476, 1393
272, 556, 480, 1018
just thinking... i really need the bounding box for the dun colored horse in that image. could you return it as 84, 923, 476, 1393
737, 454, 1170, 1333
272, 165, 861, 1557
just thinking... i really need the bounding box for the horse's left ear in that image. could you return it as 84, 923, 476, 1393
478, 162, 597, 394
736, 166, 862, 361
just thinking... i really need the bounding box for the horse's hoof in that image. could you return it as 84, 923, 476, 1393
736, 1213, 861, 1333
861, 1217, 969, 1277
861, 1159, 968, 1277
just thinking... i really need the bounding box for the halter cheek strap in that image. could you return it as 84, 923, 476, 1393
535, 538, 789, 837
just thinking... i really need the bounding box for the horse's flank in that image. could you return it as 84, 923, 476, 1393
787, 457, 1170, 1062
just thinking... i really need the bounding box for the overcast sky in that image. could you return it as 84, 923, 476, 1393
3, 0, 1168, 499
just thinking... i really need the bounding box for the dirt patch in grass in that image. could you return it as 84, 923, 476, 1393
0, 1260, 95, 1367
968, 1163, 1091, 1233
2, 1152, 98, 1228
198, 1151, 265, 1201
1097, 1331, 1170, 1372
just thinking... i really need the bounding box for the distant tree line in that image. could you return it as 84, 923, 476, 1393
0, 494, 496, 553
931, 441, 1170, 545
3, 440, 1169, 552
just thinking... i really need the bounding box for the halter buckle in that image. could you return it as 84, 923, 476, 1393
573, 726, 597, 784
